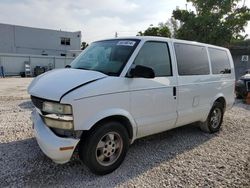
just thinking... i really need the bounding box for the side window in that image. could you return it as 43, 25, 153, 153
133, 41, 172, 77
174, 43, 210, 75
209, 48, 231, 74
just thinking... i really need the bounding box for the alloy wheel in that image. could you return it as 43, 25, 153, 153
95, 132, 123, 166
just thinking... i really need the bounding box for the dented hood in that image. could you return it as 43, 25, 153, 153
28, 69, 107, 101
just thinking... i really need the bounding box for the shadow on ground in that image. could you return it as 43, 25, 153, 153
0, 123, 216, 187
18, 101, 33, 110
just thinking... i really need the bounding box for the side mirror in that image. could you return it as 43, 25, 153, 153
129, 65, 155, 78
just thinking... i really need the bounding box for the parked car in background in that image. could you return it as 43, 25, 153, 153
235, 70, 250, 98
28, 36, 235, 175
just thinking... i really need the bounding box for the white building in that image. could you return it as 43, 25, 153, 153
0, 23, 81, 57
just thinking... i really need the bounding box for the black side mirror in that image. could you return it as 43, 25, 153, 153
129, 65, 155, 78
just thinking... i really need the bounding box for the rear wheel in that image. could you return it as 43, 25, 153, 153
200, 102, 224, 133
79, 121, 129, 175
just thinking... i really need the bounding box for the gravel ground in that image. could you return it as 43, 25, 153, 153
0, 78, 249, 187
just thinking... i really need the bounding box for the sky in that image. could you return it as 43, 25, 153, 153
0, 0, 249, 43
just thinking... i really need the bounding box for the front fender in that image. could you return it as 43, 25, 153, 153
82, 108, 137, 142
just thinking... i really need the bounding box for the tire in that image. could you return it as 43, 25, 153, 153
79, 121, 129, 175
200, 102, 224, 133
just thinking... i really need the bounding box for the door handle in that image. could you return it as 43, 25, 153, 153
173, 86, 176, 98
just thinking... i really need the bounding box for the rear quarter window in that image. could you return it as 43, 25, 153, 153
208, 48, 231, 74
174, 43, 210, 76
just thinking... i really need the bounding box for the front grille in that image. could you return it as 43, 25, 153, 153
246, 81, 250, 91
31, 96, 44, 110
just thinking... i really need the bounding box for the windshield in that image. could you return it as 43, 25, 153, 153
70, 39, 140, 76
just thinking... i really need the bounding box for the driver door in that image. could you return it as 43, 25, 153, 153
128, 41, 177, 138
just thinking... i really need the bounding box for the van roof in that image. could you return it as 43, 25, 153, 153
96, 36, 228, 51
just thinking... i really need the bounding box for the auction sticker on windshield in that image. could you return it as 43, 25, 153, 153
117, 41, 136, 46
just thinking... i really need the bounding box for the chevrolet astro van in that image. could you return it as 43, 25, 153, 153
28, 37, 235, 175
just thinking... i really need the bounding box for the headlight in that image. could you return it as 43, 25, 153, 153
41, 102, 73, 130
43, 102, 72, 115
43, 117, 73, 130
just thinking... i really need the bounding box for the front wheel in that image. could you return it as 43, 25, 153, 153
200, 102, 224, 133
79, 121, 129, 175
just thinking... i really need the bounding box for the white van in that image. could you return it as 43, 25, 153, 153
28, 37, 235, 175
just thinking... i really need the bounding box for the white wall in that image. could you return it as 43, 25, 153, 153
0, 23, 81, 56
0, 24, 15, 53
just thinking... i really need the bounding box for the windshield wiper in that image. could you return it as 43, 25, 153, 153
106, 72, 117, 76
94, 70, 117, 76
75, 67, 90, 70
72, 68, 117, 76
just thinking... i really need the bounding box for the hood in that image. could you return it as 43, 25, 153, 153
28, 69, 107, 101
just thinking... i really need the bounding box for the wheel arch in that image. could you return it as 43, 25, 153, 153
211, 94, 226, 112
214, 97, 226, 112
81, 109, 137, 143
90, 115, 133, 141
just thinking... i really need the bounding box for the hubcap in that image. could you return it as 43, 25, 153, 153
96, 132, 123, 166
210, 108, 222, 129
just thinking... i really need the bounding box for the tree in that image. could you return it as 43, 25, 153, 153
166, 17, 180, 38
81, 41, 89, 50
137, 23, 171, 38
172, 0, 250, 46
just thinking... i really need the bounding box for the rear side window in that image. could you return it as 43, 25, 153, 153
174, 43, 210, 75
208, 48, 231, 74
133, 41, 172, 77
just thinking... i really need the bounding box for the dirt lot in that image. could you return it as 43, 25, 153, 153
0, 77, 249, 187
